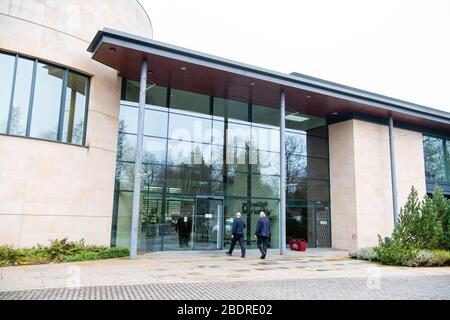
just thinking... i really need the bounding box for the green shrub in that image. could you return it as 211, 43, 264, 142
0, 246, 20, 266
0, 240, 130, 267
349, 247, 378, 262
418, 196, 444, 249
390, 186, 448, 250
374, 236, 417, 266
406, 249, 450, 267
47, 238, 87, 262
62, 247, 129, 263
432, 186, 450, 249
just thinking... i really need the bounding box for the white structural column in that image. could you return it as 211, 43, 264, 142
130, 59, 148, 259
280, 91, 287, 255
389, 116, 399, 225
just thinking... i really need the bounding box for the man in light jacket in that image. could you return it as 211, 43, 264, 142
226, 212, 246, 258
255, 211, 270, 259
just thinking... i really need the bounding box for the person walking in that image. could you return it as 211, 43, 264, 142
255, 211, 270, 259
226, 212, 246, 258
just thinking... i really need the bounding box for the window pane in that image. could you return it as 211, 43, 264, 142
143, 137, 167, 165
286, 154, 307, 182
211, 145, 225, 169
29, 63, 64, 140
225, 146, 247, 171
446, 139, 450, 182
117, 133, 136, 162
63, 71, 88, 144
166, 166, 210, 195
168, 113, 212, 144
252, 104, 280, 127
251, 125, 280, 152
225, 172, 248, 197
123, 81, 167, 107
213, 97, 249, 122
115, 162, 135, 190
286, 155, 329, 180
140, 193, 166, 251
286, 131, 307, 156
227, 122, 251, 147
252, 174, 280, 198
145, 109, 168, 138
142, 164, 166, 193
119, 105, 138, 134
167, 140, 211, 166
424, 136, 446, 181
10, 57, 34, 136
287, 179, 330, 202
306, 157, 329, 179
147, 86, 167, 107
170, 89, 210, 116
211, 174, 225, 196
306, 135, 329, 159
212, 120, 225, 145
114, 191, 133, 248
0, 53, 15, 133
251, 150, 280, 175
286, 131, 329, 158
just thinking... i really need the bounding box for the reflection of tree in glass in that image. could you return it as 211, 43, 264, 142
117, 122, 135, 162
8, 106, 23, 134
38, 126, 58, 140
424, 136, 446, 181
71, 120, 84, 145
286, 135, 307, 184
0, 119, 6, 133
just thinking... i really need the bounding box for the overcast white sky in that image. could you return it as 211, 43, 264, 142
141, 0, 450, 113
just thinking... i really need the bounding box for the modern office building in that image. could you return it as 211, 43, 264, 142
1, 0, 449, 253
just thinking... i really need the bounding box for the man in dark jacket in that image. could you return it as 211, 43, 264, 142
255, 211, 271, 259
226, 212, 246, 258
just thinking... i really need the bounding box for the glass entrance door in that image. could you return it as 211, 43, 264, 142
193, 196, 224, 250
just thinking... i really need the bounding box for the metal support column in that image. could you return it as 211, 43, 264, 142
130, 59, 148, 259
389, 116, 399, 225
280, 91, 287, 255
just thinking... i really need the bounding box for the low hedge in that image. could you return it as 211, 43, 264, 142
349, 246, 450, 267
0, 239, 129, 267
62, 247, 130, 263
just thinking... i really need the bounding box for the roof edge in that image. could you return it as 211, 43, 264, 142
87, 28, 450, 122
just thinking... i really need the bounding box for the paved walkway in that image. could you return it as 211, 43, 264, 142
2, 275, 449, 300
1, 249, 449, 299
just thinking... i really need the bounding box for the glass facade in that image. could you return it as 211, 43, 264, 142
285, 115, 331, 247
112, 80, 330, 252
0, 51, 90, 145
423, 135, 450, 183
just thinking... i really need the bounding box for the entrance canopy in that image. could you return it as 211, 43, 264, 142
88, 28, 450, 134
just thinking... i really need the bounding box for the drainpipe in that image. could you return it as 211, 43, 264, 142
389, 116, 399, 226
130, 59, 148, 259
280, 91, 287, 255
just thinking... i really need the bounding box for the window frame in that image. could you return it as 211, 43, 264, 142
0, 50, 91, 146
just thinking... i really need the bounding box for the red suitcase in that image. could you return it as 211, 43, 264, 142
297, 239, 308, 252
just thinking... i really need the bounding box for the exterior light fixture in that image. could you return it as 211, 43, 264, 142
108, 47, 117, 53
332, 112, 339, 116
285, 113, 309, 123
250, 82, 256, 86
180, 67, 187, 71
306, 95, 311, 99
